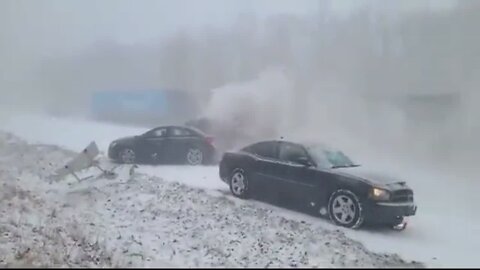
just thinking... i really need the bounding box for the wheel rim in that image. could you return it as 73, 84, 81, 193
120, 149, 135, 164
231, 172, 246, 196
187, 149, 203, 165
331, 195, 356, 225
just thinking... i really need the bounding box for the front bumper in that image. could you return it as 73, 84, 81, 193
364, 201, 417, 225
107, 143, 118, 160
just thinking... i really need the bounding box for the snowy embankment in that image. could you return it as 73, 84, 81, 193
1, 113, 479, 267
0, 131, 422, 267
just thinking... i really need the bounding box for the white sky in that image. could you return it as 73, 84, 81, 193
0, 0, 457, 79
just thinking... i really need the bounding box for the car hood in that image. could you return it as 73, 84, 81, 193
113, 136, 137, 144
331, 166, 406, 187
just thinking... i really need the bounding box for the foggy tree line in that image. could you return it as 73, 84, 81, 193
39, 2, 480, 112
34, 3, 480, 173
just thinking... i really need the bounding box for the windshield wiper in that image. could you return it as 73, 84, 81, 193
331, 164, 360, 169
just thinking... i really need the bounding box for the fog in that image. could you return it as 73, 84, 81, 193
1, 0, 479, 177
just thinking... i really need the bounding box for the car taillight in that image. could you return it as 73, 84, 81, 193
206, 136, 214, 145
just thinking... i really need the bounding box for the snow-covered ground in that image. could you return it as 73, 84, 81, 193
0, 131, 422, 267
1, 113, 479, 267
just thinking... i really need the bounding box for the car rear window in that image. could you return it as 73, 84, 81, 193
186, 126, 207, 137
170, 127, 193, 137
243, 142, 277, 159
279, 142, 309, 163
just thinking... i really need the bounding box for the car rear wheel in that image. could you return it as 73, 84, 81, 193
328, 189, 364, 229
229, 168, 250, 199
186, 147, 204, 165
119, 148, 136, 164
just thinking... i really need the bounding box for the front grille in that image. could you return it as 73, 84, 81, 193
391, 189, 414, 202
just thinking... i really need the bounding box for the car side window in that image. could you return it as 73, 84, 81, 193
247, 142, 278, 159
169, 127, 192, 137
152, 128, 167, 137
279, 143, 309, 164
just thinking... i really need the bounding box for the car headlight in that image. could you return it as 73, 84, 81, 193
369, 187, 391, 201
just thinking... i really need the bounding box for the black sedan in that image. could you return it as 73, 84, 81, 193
219, 140, 417, 230
108, 125, 216, 165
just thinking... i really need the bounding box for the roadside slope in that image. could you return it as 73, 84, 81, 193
2, 113, 479, 267
0, 131, 423, 267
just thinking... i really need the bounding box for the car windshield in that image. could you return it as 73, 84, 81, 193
306, 145, 358, 169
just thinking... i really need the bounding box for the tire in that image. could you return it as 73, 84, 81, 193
119, 148, 136, 164
229, 168, 250, 199
186, 147, 204, 165
327, 189, 365, 229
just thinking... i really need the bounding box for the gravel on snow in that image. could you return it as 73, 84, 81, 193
0, 131, 424, 268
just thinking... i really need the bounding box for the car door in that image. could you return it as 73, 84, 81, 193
275, 142, 318, 202
163, 126, 197, 164
138, 127, 168, 163
245, 141, 281, 194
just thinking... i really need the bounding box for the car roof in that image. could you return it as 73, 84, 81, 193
150, 125, 203, 133
150, 125, 192, 130
246, 139, 338, 151
151, 125, 191, 129
303, 142, 340, 152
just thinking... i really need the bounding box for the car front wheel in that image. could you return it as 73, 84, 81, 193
328, 189, 365, 229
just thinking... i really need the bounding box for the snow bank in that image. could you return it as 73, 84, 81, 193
0, 131, 422, 267
0, 133, 119, 267
1, 113, 479, 267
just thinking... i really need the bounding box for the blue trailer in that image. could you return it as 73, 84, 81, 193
90, 89, 197, 126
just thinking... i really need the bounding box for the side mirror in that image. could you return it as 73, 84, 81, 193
294, 156, 313, 167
